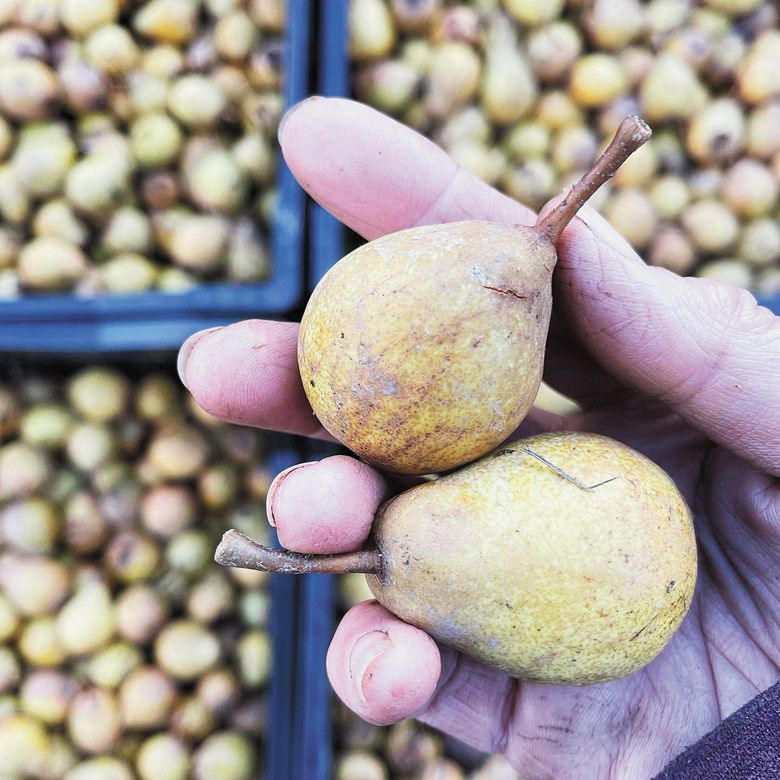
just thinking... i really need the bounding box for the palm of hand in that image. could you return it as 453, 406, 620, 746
177, 98, 780, 780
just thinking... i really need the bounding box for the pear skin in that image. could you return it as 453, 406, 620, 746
367, 432, 697, 684
299, 221, 554, 476
297, 116, 652, 475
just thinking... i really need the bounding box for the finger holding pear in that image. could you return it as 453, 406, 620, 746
297, 115, 651, 476
217, 433, 696, 685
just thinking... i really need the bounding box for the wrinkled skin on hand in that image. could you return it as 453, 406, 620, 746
178, 98, 780, 780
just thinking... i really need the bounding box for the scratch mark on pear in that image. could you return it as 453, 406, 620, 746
482, 285, 528, 300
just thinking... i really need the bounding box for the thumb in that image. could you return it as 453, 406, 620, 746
555, 208, 780, 477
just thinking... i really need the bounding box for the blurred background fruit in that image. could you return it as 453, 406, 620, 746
0, 365, 271, 778
2, 1, 780, 777
0, 0, 285, 297
348, 0, 780, 295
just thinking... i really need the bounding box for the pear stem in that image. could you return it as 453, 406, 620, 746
214, 529, 382, 575
534, 115, 652, 244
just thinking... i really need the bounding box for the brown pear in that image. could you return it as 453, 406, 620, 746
298, 117, 652, 476
215, 432, 697, 685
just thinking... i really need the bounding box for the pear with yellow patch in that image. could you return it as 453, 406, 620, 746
297, 117, 652, 475
216, 432, 697, 684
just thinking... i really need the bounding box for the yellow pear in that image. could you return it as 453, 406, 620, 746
298, 117, 651, 475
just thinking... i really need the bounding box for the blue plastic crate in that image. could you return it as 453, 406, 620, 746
760, 295, 780, 315
0, 0, 312, 353
0, 351, 304, 780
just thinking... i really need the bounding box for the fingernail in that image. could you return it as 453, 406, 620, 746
278, 95, 321, 145
349, 630, 392, 704
266, 461, 316, 527
177, 327, 223, 388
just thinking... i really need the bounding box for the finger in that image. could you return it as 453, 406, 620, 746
538, 201, 638, 408
328, 601, 515, 750
556, 212, 780, 476
177, 320, 330, 439
266, 455, 388, 554
418, 647, 517, 756
280, 96, 534, 238
279, 97, 631, 405
177, 318, 572, 455
327, 601, 441, 726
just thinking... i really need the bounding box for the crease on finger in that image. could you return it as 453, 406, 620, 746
419, 648, 517, 755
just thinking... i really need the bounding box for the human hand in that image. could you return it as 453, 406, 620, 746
177, 98, 780, 779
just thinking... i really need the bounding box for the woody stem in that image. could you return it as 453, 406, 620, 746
534, 115, 652, 244
214, 529, 382, 575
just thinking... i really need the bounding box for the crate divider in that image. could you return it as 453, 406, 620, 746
310, 0, 350, 290
292, 2, 351, 778
266, 443, 306, 780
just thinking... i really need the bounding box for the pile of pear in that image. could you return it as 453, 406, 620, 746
218, 117, 698, 686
